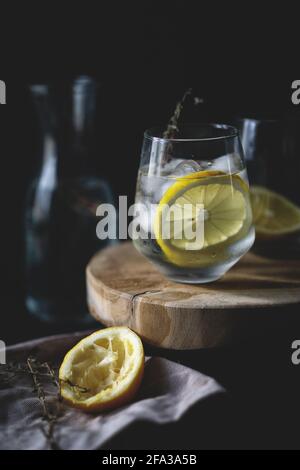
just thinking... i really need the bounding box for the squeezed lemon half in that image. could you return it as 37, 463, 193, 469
59, 327, 144, 412
154, 170, 251, 268
250, 186, 300, 239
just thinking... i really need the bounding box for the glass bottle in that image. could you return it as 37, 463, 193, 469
25, 77, 114, 325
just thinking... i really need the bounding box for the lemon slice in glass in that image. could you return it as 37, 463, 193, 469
154, 170, 250, 267
59, 327, 144, 412
250, 185, 300, 239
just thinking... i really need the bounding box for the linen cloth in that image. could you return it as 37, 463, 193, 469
0, 332, 225, 450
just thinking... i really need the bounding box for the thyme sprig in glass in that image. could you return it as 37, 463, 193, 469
163, 88, 193, 139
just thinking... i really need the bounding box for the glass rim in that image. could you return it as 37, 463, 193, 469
144, 123, 239, 143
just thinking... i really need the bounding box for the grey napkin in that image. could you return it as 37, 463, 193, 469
0, 332, 225, 450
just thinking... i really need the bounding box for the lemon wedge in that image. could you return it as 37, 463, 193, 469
59, 327, 144, 412
154, 170, 251, 267
250, 185, 300, 239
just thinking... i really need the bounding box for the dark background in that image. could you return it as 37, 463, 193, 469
0, 2, 299, 341
0, 1, 300, 451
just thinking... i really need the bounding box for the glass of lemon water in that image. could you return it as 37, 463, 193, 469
134, 124, 255, 284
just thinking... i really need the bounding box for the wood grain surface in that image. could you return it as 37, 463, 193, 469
86, 242, 300, 349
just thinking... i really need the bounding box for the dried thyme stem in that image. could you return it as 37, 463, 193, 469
1, 358, 63, 448
27, 357, 49, 418
163, 88, 193, 139
60, 378, 90, 394
27, 357, 60, 450
43, 362, 59, 389
43, 361, 63, 404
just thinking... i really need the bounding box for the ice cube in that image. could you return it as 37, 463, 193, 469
136, 201, 157, 236
161, 158, 185, 176
209, 155, 230, 173
153, 180, 173, 203
140, 174, 157, 197
209, 153, 242, 174
140, 174, 172, 203
172, 159, 203, 176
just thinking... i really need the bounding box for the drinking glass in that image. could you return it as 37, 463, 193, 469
239, 118, 300, 258
134, 124, 255, 283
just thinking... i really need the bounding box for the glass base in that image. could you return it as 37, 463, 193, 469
167, 273, 223, 284
159, 259, 237, 284
143, 227, 256, 285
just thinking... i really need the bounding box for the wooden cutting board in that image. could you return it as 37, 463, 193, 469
86, 242, 300, 350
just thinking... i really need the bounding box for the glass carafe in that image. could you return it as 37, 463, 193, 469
25, 77, 114, 325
